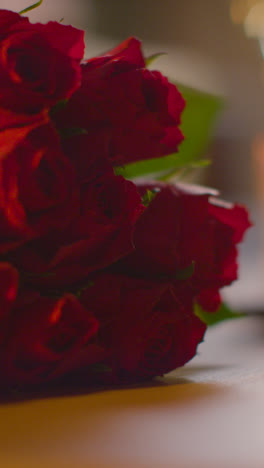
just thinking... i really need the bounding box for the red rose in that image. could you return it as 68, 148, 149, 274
0, 10, 85, 113
0, 292, 99, 386
116, 183, 251, 311
10, 173, 144, 287
85, 37, 145, 69
53, 37, 185, 171
50, 131, 113, 185
80, 274, 206, 382
0, 107, 46, 154
0, 262, 18, 344
0, 262, 18, 313
0, 118, 78, 254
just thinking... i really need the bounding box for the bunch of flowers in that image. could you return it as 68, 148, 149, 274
0, 8, 250, 388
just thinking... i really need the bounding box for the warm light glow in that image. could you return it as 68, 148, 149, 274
230, 0, 264, 58
230, 0, 251, 24
230, 0, 261, 24
244, 2, 264, 37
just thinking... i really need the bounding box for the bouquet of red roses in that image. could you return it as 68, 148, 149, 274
0, 7, 250, 388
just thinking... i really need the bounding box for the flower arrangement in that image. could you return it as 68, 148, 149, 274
0, 5, 250, 389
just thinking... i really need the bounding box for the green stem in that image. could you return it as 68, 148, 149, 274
19, 0, 43, 15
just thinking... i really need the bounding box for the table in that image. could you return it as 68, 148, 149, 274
1, 316, 264, 468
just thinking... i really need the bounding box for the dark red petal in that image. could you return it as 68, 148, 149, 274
0, 262, 18, 315
86, 37, 145, 68
34, 21, 85, 61
209, 200, 252, 243
0, 9, 27, 34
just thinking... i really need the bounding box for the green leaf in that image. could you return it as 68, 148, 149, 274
146, 52, 167, 67
186, 159, 211, 169
22, 271, 55, 278
90, 363, 112, 374
195, 302, 244, 327
175, 262, 195, 281
114, 166, 125, 176
159, 159, 211, 182
49, 99, 68, 117
75, 281, 94, 298
59, 127, 88, 139
120, 84, 223, 179
142, 188, 159, 207
19, 0, 43, 14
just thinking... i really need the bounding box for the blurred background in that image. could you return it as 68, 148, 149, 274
5, 0, 264, 310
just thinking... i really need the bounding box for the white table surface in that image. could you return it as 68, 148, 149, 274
1, 316, 264, 468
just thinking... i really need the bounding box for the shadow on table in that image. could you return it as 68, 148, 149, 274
0, 364, 228, 409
